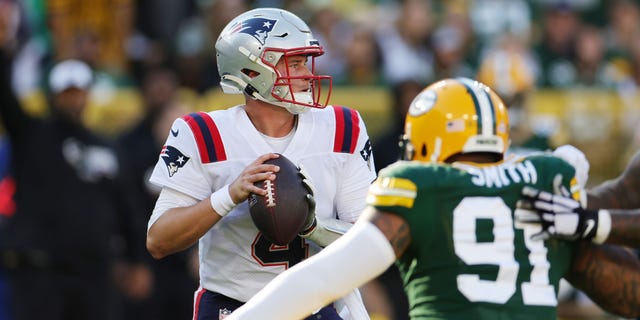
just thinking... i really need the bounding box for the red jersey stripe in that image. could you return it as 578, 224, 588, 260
197, 111, 227, 162
348, 108, 360, 153
183, 114, 210, 163
182, 112, 227, 163
192, 287, 206, 320
332, 106, 360, 154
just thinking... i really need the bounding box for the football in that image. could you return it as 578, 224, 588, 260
248, 154, 310, 245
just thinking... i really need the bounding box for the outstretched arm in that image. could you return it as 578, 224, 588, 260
587, 150, 640, 210
566, 242, 640, 318
558, 148, 640, 245
227, 208, 409, 320
604, 209, 640, 246
516, 187, 640, 247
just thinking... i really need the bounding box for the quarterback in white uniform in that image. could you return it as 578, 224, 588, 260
148, 104, 374, 299
146, 8, 375, 320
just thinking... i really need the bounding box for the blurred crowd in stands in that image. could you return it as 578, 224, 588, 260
8, 0, 640, 97
5, 0, 640, 157
2, 0, 640, 319
8, 0, 640, 160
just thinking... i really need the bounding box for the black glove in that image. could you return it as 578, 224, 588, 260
515, 186, 609, 243
298, 165, 317, 236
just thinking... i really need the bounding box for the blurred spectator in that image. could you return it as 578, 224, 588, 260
468, 0, 532, 48
602, 0, 640, 58
339, 24, 384, 86
133, 0, 196, 55
376, 0, 435, 85
572, 24, 614, 88
616, 30, 640, 95
0, 8, 147, 319
431, 4, 475, 80
48, 0, 134, 79
308, 4, 352, 82
533, 2, 582, 88
477, 36, 537, 98
73, 30, 130, 103
115, 66, 197, 320
477, 35, 555, 154
172, 17, 206, 92
173, 0, 248, 92
8, 0, 48, 99
44, 5, 138, 107
433, 25, 475, 79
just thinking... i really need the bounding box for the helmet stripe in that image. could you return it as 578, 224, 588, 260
485, 89, 497, 135
479, 87, 497, 135
457, 78, 495, 136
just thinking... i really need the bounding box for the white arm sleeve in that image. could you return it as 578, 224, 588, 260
147, 187, 199, 231
227, 221, 396, 320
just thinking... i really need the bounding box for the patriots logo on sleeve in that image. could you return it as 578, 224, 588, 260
160, 145, 190, 177
360, 139, 372, 162
360, 139, 373, 171
229, 17, 277, 45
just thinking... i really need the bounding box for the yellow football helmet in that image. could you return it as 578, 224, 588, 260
400, 77, 509, 163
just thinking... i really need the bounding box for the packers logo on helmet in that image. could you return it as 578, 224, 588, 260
400, 77, 509, 163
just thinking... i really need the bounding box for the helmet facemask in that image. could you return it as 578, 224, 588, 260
262, 47, 332, 114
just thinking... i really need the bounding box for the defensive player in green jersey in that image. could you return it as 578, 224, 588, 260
373, 158, 579, 319
228, 78, 640, 319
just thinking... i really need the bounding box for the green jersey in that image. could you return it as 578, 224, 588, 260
367, 154, 581, 320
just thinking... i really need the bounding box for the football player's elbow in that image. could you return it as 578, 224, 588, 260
146, 234, 169, 260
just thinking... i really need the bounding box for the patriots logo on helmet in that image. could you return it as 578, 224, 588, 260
230, 17, 277, 45
160, 145, 190, 177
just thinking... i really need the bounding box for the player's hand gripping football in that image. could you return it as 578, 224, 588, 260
515, 186, 610, 244
297, 164, 317, 236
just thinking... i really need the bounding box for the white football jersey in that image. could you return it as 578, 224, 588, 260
149, 105, 376, 302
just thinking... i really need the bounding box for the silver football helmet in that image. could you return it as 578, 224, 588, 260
215, 8, 332, 114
